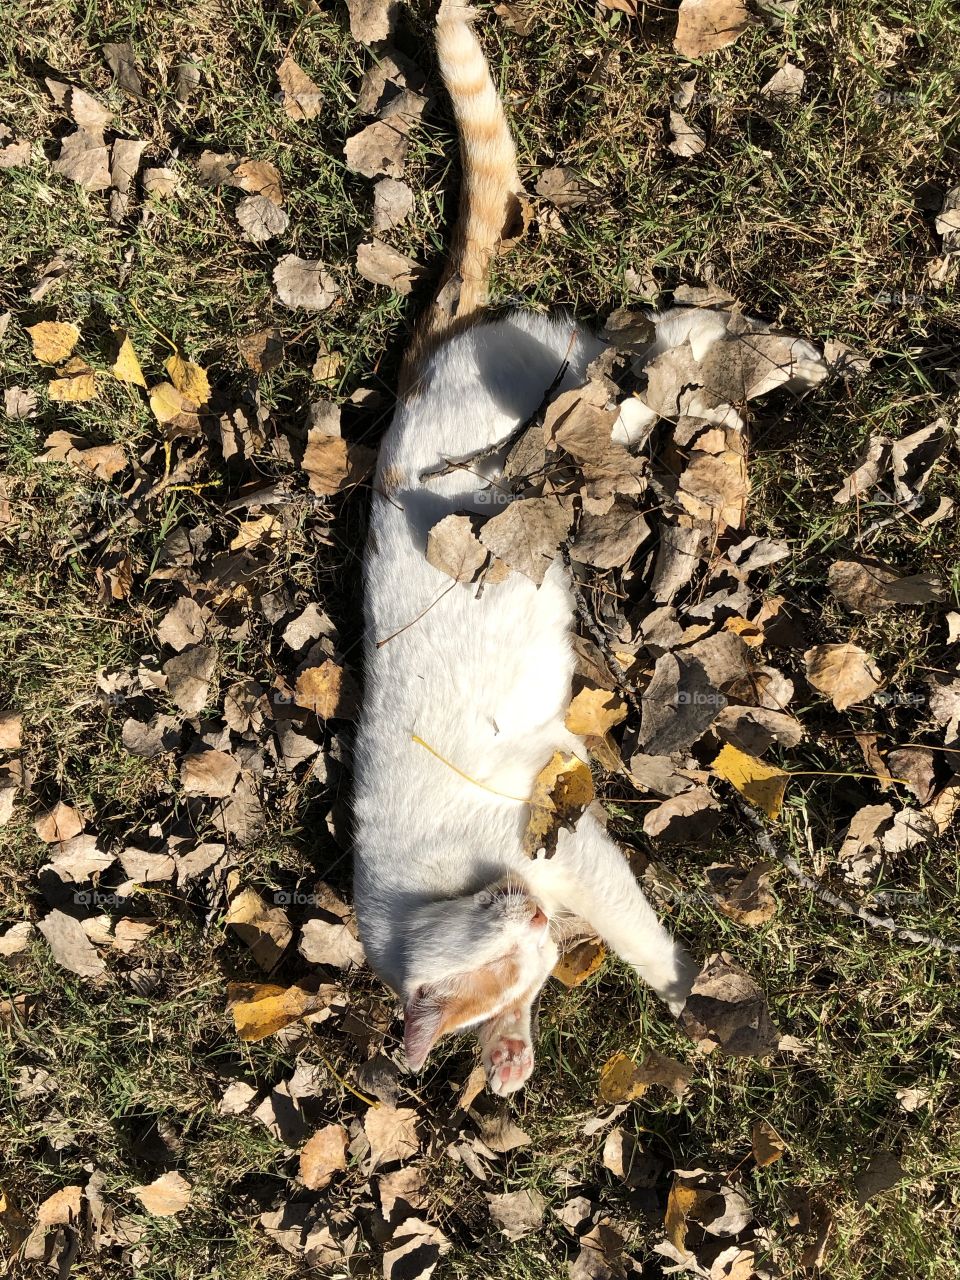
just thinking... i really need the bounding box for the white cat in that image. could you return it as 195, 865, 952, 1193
352, 12, 700, 1095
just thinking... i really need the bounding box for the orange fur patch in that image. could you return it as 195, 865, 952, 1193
438, 956, 521, 1036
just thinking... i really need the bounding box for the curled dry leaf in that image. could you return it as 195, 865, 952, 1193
224, 887, 293, 971
228, 978, 334, 1041
804, 643, 882, 711
664, 1168, 754, 1254
356, 238, 421, 293
522, 750, 594, 857
706, 863, 777, 926
711, 742, 788, 819
599, 1049, 693, 1102
668, 110, 706, 157
643, 786, 720, 843
680, 952, 779, 1057
273, 255, 339, 311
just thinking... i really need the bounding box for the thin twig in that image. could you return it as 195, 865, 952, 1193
726, 787, 960, 956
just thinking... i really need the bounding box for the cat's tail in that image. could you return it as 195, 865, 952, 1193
402, 4, 522, 384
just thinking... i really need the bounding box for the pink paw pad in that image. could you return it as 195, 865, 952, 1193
485, 1037, 534, 1094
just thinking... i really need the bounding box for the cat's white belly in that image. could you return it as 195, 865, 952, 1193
353, 311, 599, 933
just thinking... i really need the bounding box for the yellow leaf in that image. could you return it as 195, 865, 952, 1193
599, 1051, 649, 1103
564, 684, 628, 737
26, 320, 80, 364
723, 615, 764, 647
552, 938, 605, 987
227, 979, 330, 1042
665, 1177, 703, 1251
165, 352, 211, 406
149, 382, 201, 434
711, 742, 788, 819
111, 330, 146, 387
522, 750, 594, 857
48, 357, 96, 401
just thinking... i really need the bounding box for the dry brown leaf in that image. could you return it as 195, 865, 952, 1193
344, 121, 409, 179
157, 596, 207, 651
373, 176, 415, 231
53, 128, 111, 189
34, 802, 84, 843
0, 711, 23, 750
294, 660, 358, 719
37, 909, 106, 978
804, 643, 882, 711
668, 109, 707, 157
680, 952, 779, 1057
828, 558, 942, 614
225, 887, 293, 971
478, 495, 574, 584
751, 1118, 786, 1166
485, 1189, 546, 1241
238, 328, 285, 374
346, 0, 397, 42
832, 435, 888, 504
163, 644, 216, 714
300, 1123, 349, 1190
643, 786, 720, 842
761, 61, 805, 99
26, 321, 80, 364
674, 0, 751, 57
143, 166, 179, 198
356, 238, 421, 293
131, 1172, 192, 1217
236, 194, 290, 242
273, 255, 339, 310
425, 514, 487, 583
365, 1104, 420, 1171
181, 749, 240, 798
228, 978, 334, 1041
711, 743, 788, 819
535, 166, 595, 208
232, 158, 283, 205
522, 750, 594, 857
277, 56, 323, 121
299, 913, 366, 969
599, 1049, 693, 1102
565, 684, 628, 737
706, 863, 777, 926
149, 382, 201, 433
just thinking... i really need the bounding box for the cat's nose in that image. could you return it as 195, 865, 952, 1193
529, 904, 547, 929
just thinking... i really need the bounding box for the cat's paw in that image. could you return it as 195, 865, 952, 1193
483, 1036, 534, 1095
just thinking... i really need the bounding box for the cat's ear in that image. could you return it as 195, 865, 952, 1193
403, 986, 445, 1072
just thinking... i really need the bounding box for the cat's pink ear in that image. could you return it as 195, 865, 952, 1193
403, 986, 445, 1071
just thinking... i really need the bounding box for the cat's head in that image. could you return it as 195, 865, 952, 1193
400, 874, 556, 1071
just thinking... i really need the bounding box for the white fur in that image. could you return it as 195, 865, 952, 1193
353, 310, 697, 1088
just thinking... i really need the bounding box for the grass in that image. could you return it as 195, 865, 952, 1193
2, 0, 960, 1276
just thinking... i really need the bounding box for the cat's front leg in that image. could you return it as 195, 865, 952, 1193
547, 816, 698, 1016
476, 985, 541, 1095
